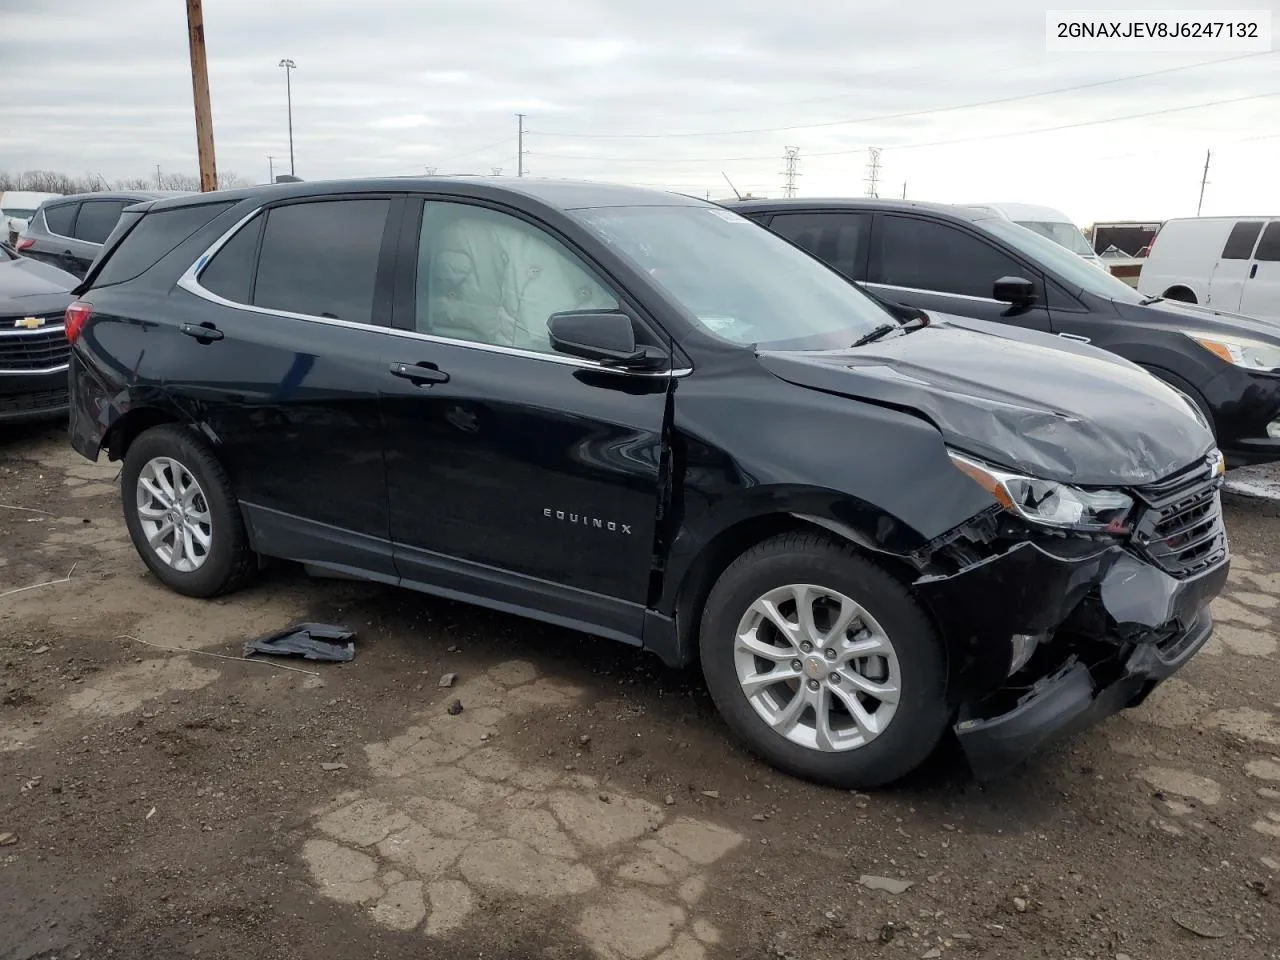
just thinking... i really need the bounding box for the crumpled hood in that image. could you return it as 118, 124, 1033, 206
758, 319, 1215, 487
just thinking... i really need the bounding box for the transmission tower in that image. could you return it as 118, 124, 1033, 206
865, 147, 882, 198
781, 146, 800, 198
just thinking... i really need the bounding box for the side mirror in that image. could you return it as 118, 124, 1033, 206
548, 311, 664, 369
993, 276, 1036, 306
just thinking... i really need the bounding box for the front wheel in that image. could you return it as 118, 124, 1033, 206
699, 532, 950, 789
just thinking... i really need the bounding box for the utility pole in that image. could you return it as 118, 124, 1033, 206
185, 0, 218, 191
156, 164, 162, 189
865, 147, 882, 199
516, 113, 526, 177
1196, 148, 1211, 216
279, 58, 297, 176
268, 156, 275, 182
781, 146, 800, 198
902, 182, 907, 199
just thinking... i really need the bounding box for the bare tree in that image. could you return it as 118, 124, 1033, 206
1, 168, 256, 196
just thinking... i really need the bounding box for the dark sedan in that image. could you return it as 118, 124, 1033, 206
0, 242, 77, 423
17, 190, 190, 279
727, 198, 1280, 469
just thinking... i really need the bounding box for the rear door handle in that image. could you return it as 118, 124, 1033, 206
180, 321, 224, 342
390, 361, 449, 385
1250, 263, 1259, 279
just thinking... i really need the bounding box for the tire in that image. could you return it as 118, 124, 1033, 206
699, 532, 949, 789
120, 424, 256, 598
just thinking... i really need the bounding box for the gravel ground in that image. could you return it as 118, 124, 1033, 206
2, 421, 1279, 960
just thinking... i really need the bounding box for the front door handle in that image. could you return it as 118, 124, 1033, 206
1250, 263, 1259, 279
180, 321, 224, 342
390, 361, 449, 385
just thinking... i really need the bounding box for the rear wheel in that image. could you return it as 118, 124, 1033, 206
120, 424, 256, 598
699, 532, 950, 789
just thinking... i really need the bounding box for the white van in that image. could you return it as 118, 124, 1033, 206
0, 190, 63, 243
1137, 217, 1280, 322
960, 202, 1104, 267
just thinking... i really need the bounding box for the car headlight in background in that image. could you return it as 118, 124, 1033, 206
1183, 332, 1280, 373
948, 450, 1134, 534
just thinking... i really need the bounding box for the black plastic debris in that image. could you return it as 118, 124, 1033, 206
243, 623, 355, 662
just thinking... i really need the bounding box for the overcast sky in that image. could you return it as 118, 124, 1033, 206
1, 0, 1277, 224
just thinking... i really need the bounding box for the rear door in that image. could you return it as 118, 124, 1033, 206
1207, 220, 1264, 312
167, 194, 403, 577
1238, 220, 1280, 321
67, 199, 132, 276
759, 211, 872, 281
379, 196, 673, 642
866, 213, 1054, 332
25, 200, 81, 272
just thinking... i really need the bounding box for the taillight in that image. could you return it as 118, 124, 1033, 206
64, 301, 93, 344
15, 238, 35, 251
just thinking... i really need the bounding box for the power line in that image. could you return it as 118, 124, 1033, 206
530, 91, 1280, 165
530, 51, 1274, 140
429, 136, 516, 166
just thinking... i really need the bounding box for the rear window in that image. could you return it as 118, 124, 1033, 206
199, 214, 264, 303
93, 201, 237, 288
43, 202, 79, 236
73, 200, 132, 244
1221, 221, 1264, 259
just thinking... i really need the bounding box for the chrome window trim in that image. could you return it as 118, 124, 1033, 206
863, 281, 1005, 305
176, 205, 691, 379
0, 363, 70, 376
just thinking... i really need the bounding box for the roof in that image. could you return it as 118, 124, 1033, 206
721, 196, 988, 222
142, 177, 711, 214
46, 189, 193, 204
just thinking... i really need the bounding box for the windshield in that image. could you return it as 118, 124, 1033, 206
1013, 219, 1095, 257
572, 204, 894, 350
983, 219, 1145, 304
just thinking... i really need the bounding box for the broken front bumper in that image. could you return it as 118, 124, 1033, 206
914, 540, 1230, 781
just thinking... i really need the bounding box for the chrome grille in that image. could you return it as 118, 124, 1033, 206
1131, 458, 1227, 579
0, 319, 70, 372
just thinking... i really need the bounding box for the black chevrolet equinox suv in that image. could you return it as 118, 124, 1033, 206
66, 178, 1230, 787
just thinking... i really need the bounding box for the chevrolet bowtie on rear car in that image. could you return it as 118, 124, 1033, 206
65, 178, 1229, 786
0, 240, 76, 422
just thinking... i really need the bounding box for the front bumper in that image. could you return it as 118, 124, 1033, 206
0, 367, 69, 423
1203, 366, 1280, 468
914, 537, 1229, 781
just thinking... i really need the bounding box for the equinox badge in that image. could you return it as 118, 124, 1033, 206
543, 508, 632, 535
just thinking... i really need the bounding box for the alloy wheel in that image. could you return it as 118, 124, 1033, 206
135, 456, 213, 573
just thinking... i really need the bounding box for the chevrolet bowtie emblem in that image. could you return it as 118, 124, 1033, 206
14, 316, 45, 329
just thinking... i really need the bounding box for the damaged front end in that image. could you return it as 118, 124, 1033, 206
911, 448, 1230, 780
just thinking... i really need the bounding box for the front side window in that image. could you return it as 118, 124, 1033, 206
1222, 221, 1264, 260
572, 204, 892, 350
73, 200, 131, 244
252, 199, 390, 324
1255, 222, 1280, 262
1013, 220, 1094, 257
414, 201, 619, 353
878, 215, 1033, 299
767, 212, 870, 280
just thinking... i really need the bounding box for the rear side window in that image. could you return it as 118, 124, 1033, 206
73, 200, 131, 244
95, 201, 236, 287
1221, 221, 1264, 259
877, 215, 1032, 299
768, 212, 870, 279
1253, 222, 1280, 262
43, 202, 79, 236
251, 199, 390, 324
200, 214, 264, 303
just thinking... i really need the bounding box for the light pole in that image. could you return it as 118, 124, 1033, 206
278, 58, 296, 176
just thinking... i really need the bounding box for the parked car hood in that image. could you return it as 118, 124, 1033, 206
0, 256, 78, 316
1124, 297, 1280, 341
758, 318, 1214, 487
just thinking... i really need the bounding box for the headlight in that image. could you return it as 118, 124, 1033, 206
948, 450, 1134, 533
1183, 332, 1280, 373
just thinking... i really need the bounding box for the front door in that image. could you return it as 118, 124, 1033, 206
1239, 220, 1280, 321
865, 213, 1055, 333
1208, 220, 1265, 312
380, 198, 672, 641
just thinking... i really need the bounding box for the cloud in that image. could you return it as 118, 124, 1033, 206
0, 0, 1276, 222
